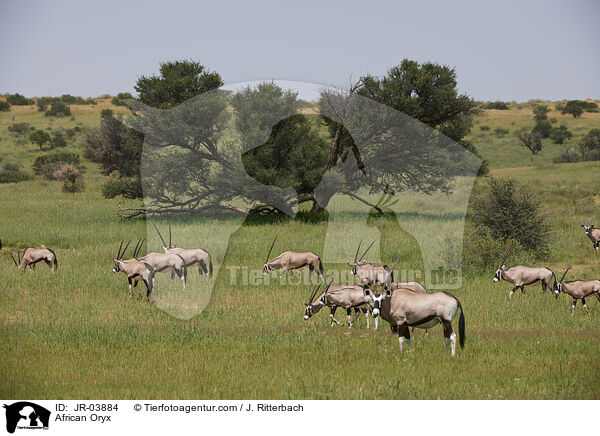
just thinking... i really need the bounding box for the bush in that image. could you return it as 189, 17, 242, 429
37, 97, 51, 111
532, 119, 552, 138
553, 149, 580, 163
532, 104, 550, 122
102, 175, 143, 199
480, 125, 490, 131
100, 108, 114, 118
0, 100, 10, 112
111, 92, 134, 106
29, 129, 51, 150
516, 130, 542, 154
45, 100, 71, 117
6, 93, 34, 105
0, 161, 32, 184
549, 124, 572, 144
32, 152, 83, 180
494, 127, 509, 136
578, 128, 600, 160
481, 101, 509, 110
471, 177, 549, 255
561, 100, 585, 118
54, 164, 85, 192
7, 123, 30, 135
50, 132, 67, 149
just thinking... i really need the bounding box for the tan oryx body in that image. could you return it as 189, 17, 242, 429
155, 225, 213, 278
493, 241, 553, 298
582, 219, 600, 255
303, 283, 377, 328
389, 281, 427, 294
137, 252, 187, 289
263, 236, 323, 276
11, 247, 57, 273
552, 268, 600, 313
370, 287, 465, 356
348, 241, 395, 288
112, 240, 155, 300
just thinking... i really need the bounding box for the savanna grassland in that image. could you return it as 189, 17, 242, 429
0, 99, 599, 399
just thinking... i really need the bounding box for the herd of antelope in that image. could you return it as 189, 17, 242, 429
6, 218, 600, 356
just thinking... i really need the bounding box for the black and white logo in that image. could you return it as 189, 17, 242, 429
3, 402, 50, 434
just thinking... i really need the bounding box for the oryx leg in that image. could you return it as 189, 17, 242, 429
132, 280, 143, 299
397, 324, 411, 352
144, 279, 153, 302
572, 298, 577, 315
442, 320, 456, 356
508, 285, 518, 300
347, 308, 355, 328
127, 277, 133, 297
172, 267, 185, 289
329, 306, 340, 327
363, 308, 370, 329
582, 298, 589, 314
170, 271, 175, 285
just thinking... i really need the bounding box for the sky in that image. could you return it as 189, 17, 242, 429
0, 0, 599, 102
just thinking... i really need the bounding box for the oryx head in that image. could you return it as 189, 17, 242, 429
113, 240, 130, 273
493, 241, 513, 283
10, 249, 23, 271
348, 240, 373, 274
263, 236, 277, 275
304, 281, 330, 320
582, 218, 595, 236
363, 286, 384, 317
552, 268, 570, 298
154, 224, 175, 252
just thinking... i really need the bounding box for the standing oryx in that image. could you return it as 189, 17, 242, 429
493, 241, 554, 299
367, 287, 465, 356
348, 241, 396, 288
303, 282, 377, 329
263, 236, 324, 277
10, 246, 57, 273
154, 224, 213, 278
137, 248, 187, 289
582, 218, 600, 255
552, 268, 600, 314
112, 239, 155, 300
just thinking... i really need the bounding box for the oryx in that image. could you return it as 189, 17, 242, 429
112, 239, 155, 300
303, 282, 377, 329
263, 236, 324, 277
552, 268, 600, 314
368, 287, 465, 356
493, 241, 553, 299
582, 218, 600, 255
388, 281, 427, 294
154, 224, 213, 278
10, 246, 57, 273
137, 248, 187, 289
348, 240, 395, 288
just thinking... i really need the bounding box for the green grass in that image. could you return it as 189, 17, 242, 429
1, 101, 599, 399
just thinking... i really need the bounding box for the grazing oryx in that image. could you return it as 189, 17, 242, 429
553, 268, 600, 314
493, 241, 553, 299
348, 241, 396, 288
263, 236, 324, 277
155, 224, 213, 278
112, 240, 155, 300
304, 282, 377, 329
137, 248, 187, 289
10, 246, 57, 273
582, 218, 600, 255
369, 287, 465, 356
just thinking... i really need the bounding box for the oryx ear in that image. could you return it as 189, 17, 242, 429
363, 288, 372, 296
386, 290, 392, 297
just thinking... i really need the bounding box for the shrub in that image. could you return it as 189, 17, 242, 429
29, 129, 51, 150
6, 93, 34, 105
7, 123, 30, 135
32, 152, 83, 180
0, 100, 10, 112
532, 104, 550, 122
54, 164, 85, 192
516, 130, 542, 154
553, 149, 579, 163
100, 108, 114, 118
0, 161, 32, 184
578, 128, 600, 160
494, 127, 509, 136
471, 177, 549, 255
50, 132, 67, 149
37, 97, 51, 111
549, 124, 572, 144
45, 100, 71, 117
532, 119, 551, 138
111, 92, 134, 106
561, 100, 584, 118
480, 125, 490, 131
481, 101, 509, 110
102, 175, 143, 199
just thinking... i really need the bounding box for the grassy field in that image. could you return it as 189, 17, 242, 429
1, 100, 599, 399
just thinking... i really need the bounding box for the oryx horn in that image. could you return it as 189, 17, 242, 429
359, 241, 375, 262
116, 241, 123, 259
307, 282, 321, 304
169, 224, 172, 248
390, 255, 401, 274
10, 252, 18, 266
265, 236, 278, 264
559, 267, 570, 283
133, 238, 145, 258
354, 240, 362, 263
153, 223, 167, 247
499, 240, 513, 268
